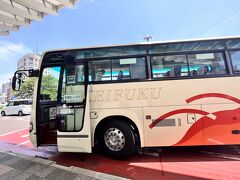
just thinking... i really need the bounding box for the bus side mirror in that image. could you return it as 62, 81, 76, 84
12, 76, 21, 91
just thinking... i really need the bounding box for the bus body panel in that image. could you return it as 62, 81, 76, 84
90, 107, 145, 147
143, 77, 240, 147
30, 77, 40, 147
143, 105, 203, 146
202, 103, 240, 145
88, 77, 240, 147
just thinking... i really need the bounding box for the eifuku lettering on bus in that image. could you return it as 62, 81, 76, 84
90, 87, 162, 102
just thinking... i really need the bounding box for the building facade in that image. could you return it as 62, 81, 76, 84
1, 83, 11, 102
17, 53, 41, 71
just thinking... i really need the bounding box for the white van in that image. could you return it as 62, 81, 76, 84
1, 99, 32, 116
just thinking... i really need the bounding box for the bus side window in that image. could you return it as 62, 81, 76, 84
117, 71, 123, 80
230, 50, 240, 74
151, 55, 187, 78
191, 70, 197, 76
188, 52, 227, 76
88, 60, 111, 81
111, 57, 146, 80
129, 57, 147, 79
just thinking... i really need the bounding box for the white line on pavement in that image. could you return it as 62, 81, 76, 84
21, 134, 29, 138
15, 140, 30, 147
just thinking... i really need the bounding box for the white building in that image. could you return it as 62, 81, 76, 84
1, 83, 11, 102
1, 83, 11, 94
17, 53, 41, 71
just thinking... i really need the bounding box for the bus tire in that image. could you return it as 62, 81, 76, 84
1, 111, 5, 116
18, 111, 23, 116
99, 120, 136, 159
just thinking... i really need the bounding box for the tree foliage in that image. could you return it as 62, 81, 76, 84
14, 77, 36, 99
15, 75, 59, 100
40, 75, 59, 100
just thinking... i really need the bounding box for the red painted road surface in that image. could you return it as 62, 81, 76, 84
0, 129, 32, 147
50, 149, 240, 180
0, 128, 240, 179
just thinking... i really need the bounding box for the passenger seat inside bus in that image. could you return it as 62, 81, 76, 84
197, 66, 205, 75
190, 70, 197, 76
168, 66, 182, 77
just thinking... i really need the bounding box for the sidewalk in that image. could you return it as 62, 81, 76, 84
0, 151, 126, 180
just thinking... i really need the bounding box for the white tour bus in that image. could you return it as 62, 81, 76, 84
12, 37, 240, 159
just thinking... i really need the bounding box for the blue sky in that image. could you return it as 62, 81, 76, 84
1, 0, 240, 85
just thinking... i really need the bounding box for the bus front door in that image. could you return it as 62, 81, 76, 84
57, 63, 92, 153
36, 66, 61, 146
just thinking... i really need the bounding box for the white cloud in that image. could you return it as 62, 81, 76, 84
0, 72, 14, 86
202, 11, 240, 37
0, 41, 31, 64
0, 41, 31, 87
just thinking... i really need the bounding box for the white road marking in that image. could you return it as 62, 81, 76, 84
21, 134, 29, 138
0, 128, 27, 137
15, 140, 30, 147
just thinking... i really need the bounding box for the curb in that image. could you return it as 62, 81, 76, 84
0, 149, 128, 180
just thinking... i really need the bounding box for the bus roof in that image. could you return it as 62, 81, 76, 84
44, 36, 240, 54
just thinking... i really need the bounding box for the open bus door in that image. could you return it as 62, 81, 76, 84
35, 62, 92, 153
56, 62, 92, 153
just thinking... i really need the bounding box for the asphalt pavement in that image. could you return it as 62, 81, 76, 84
0, 150, 126, 180
1, 115, 240, 179
0, 115, 126, 180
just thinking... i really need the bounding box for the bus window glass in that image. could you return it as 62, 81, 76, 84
151, 55, 188, 78
108, 46, 146, 56
89, 60, 111, 81
230, 51, 240, 74
60, 64, 85, 132
149, 41, 225, 54
76, 49, 107, 59
112, 57, 146, 80
226, 39, 240, 49
61, 65, 85, 104
39, 67, 60, 102
187, 52, 227, 76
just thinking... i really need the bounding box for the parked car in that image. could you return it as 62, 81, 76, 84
1, 99, 32, 116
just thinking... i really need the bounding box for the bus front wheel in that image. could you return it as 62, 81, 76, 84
99, 120, 136, 159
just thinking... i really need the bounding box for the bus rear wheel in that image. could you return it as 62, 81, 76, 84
99, 120, 136, 159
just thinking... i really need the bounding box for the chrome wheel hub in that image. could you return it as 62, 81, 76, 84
104, 128, 125, 151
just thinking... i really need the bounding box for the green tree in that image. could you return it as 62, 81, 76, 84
15, 75, 59, 100
14, 77, 36, 99
40, 75, 59, 100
